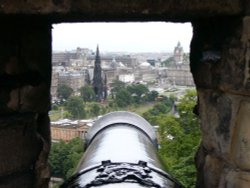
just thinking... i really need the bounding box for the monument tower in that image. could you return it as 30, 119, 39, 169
92, 45, 104, 101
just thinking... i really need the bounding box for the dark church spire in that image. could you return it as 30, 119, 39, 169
92, 45, 104, 102
96, 44, 100, 57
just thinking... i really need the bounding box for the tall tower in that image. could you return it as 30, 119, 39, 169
174, 41, 184, 67
92, 45, 103, 101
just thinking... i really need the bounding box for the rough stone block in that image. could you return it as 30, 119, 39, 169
224, 170, 250, 188
203, 155, 223, 188
0, 114, 40, 178
231, 101, 250, 170
198, 89, 233, 156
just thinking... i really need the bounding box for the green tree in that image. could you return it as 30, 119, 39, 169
79, 85, 95, 102
144, 89, 200, 188
157, 89, 200, 188
127, 84, 149, 104
57, 84, 73, 100
49, 140, 69, 178
49, 138, 84, 179
146, 90, 159, 102
65, 96, 85, 119
115, 89, 132, 107
89, 103, 101, 117
148, 103, 169, 115
110, 80, 126, 99
142, 95, 173, 123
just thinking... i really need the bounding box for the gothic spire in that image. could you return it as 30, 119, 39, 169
92, 45, 103, 102
96, 45, 99, 57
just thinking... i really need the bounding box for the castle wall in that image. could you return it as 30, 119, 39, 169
0, 1, 249, 187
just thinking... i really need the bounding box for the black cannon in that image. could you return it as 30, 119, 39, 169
61, 111, 183, 188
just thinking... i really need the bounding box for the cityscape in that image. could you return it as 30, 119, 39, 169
50, 41, 194, 142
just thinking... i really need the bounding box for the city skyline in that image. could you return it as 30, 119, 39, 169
52, 22, 192, 53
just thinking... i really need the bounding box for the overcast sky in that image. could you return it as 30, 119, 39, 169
52, 22, 193, 53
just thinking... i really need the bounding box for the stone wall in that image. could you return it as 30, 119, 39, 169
0, 20, 51, 188
0, 0, 249, 188
191, 16, 250, 187
0, 0, 243, 21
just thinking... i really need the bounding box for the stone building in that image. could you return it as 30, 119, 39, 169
88, 54, 138, 68
58, 70, 88, 96
51, 119, 90, 141
52, 51, 77, 66
51, 48, 92, 98
155, 67, 170, 87
166, 68, 194, 86
118, 74, 135, 83
173, 41, 184, 66
133, 62, 157, 83
52, 47, 93, 67
164, 42, 195, 87
103, 62, 134, 85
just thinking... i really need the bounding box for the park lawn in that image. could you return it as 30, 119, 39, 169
49, 109, 69, 121
128, 103, 155, 115
49, 102, 156, 121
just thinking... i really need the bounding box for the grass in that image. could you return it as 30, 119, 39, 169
126, 103, 155, 116
49, 108, 69, 121
49, 102, 155, 121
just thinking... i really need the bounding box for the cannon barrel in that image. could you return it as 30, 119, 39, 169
61, 111, 183, 188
